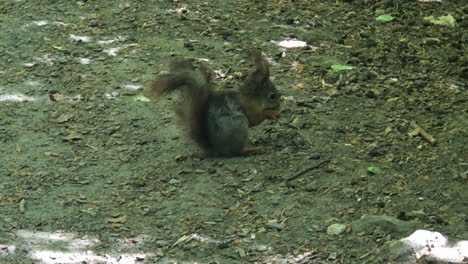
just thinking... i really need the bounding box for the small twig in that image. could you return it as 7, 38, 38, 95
410, 121, 437, 144
285, 159, 330, 184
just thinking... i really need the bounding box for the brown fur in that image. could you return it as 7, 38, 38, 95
144, 50, 280, 156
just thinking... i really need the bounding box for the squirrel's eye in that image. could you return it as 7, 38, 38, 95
268, 92, 277, 100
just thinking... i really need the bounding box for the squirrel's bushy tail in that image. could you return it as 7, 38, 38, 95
144, 58, 213, 151
144, 58, 211, 98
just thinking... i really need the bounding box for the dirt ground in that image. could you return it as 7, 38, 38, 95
0, 0, 467, 263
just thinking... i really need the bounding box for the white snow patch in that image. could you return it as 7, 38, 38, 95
97, 37, 120, 45
123, 84, 142, 90
402, 230, 468, 263
52, 21, 68, 26
78, 58, 91, 64
105, 92, 119, 99
26, 20, 68, 27
272, 39, 308, 48
69, 34, 91, 43
0, 245, 16, 256
32, 20, 48, 26
103, 47, 122, 56
103, 44, 138, 56
0, 94, 39, 102
10, 230, 153, 264
32, 54, 55, 65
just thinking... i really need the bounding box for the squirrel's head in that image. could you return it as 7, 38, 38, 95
240, 49, 281, 126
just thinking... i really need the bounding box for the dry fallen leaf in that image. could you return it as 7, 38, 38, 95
54, 113, 73, 123
294, 83, 306, 89
106, 215, 128, 224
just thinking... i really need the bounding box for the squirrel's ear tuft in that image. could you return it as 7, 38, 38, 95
249, 48, 270, 83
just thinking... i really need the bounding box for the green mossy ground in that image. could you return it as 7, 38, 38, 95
0, 1, 466, 263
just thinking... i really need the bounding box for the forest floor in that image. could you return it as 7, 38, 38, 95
0, 0, 466, 263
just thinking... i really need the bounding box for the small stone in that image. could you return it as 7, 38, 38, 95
327, 223, 347, 235
267, 220, 285, 230
328, 251, 338, 260
256, 245, 269, 252
351, 215, 420, 235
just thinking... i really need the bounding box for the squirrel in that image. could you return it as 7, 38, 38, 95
144, 49, 280, 156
